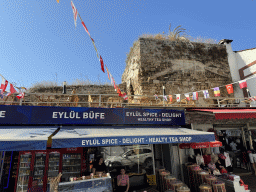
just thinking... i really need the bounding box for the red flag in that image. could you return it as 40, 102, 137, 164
1, 77, 8, 92
225, 84, 233, 94
7, 84, 17, 96
113, 80, 116, 89
121, 92, 128, 100
239, 80, 247, 89
184, 93, 190, 101
81, 21, 90, 36
169, 95, 172, 102
117, 88, 122, 96
71, 1, 78, 28
16, 92, 25, 99
99, 56, 105, 73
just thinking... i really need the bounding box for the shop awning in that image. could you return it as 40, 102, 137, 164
188, 109, 256, 120
179, 141, 222, 149
0, 127, 58, 151
51, 127, 215, 148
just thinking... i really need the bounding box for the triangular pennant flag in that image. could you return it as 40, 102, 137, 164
71, 1, 78, 28
15, 87, 27, 90
226, 84, 233, 94
176, 94, 181, 102
117, 87, 122, 96
213, 87, 220, 97
16, 92, 25, 99
121, 91, 128, 100
163, 95, 168, 101
99, 56, 105, 73
56, 0, 60, 3
113, 80, 116, 90
81, 21, 90, 36
105, 66, 110, 80
192, 92, 198, 100
92, 40, 99, 58
110, 75, 114, 86
1, 77, 8, 92
203, 90, 210, 99
154, 94, 158, 100
250, 96, 256, 101
184, 93, 190, 101
169, 95, 172, 102
239, 80, 247, 89
7, 84, 17, 96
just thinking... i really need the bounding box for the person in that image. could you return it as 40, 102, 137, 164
219, 166, 228, 174
117, 168, 129, 192
207, 160, 216, 174
92, 156, 107, 175
27, 180, 43, 192
213, 168, 221, 176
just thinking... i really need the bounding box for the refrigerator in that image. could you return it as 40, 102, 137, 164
15, 148, 84, 192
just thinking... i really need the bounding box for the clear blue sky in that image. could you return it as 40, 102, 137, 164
0, 0, 255, 89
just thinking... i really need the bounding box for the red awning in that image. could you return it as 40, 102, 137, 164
179, 141, 222, 149
179, 143, 191, 149
191, 142, 210, 149
209, 141, 222, 148
189, 109, 256, 120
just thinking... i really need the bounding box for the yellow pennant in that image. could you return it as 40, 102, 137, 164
92, 41, 99, 58
56, 0, 60, 3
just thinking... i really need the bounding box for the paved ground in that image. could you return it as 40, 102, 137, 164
241, 175, 256, 192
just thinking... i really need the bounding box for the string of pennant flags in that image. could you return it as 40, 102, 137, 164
0, 74, 26, 100
64, 0, 128, 100
155, 74, 256, 102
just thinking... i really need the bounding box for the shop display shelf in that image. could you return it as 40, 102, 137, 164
63, 158, 81, 160
62, 164, 81, 167
19, 167, 30, 168
62, 171, 80, 174
19, 174, 29, 177
34, 165, 45, 167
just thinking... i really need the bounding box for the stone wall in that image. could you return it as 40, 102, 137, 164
122, 38, 233, 105
28, 84, 126, 107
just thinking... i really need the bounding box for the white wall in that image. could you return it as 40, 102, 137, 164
235, 48, 256, 106
225, 43, 245, 106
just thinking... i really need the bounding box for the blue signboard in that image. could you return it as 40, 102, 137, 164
51, 128, 215, 148
0, 105, 185, 125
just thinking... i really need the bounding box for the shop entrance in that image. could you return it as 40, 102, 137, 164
215, 126, 252, 174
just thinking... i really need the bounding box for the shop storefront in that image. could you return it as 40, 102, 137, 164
0, 105, 215, 192
186, 108, 256, 176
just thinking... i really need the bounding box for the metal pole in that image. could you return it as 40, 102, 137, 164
163, 86, 165, 107
0, 151, 5, 184
99, 95, 101, 107
178, 144, 184, 182
19, 98, 23, 106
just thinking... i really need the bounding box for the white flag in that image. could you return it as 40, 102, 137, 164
71, 1, 78, 28
176, 94, 181, 102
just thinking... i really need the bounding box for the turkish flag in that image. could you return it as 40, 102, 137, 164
7, 84, 17, 96
239, 80, 247, 89
225, 84, 233, 94
99, 56, 105, 73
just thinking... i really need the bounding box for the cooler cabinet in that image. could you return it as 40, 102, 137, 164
14, 148, 84, 192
